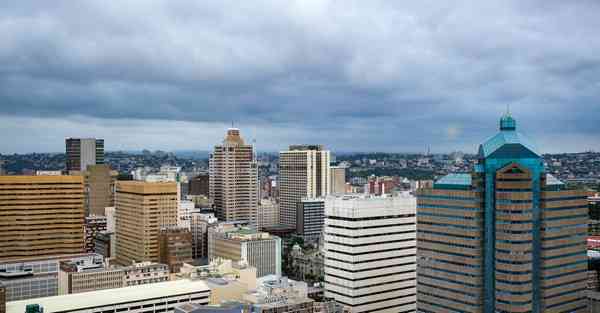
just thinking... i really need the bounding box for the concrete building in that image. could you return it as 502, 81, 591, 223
175, 302, 249, 313
189, 174, 210, 196
84, 215, 107, 253
257, 199, 279, 232
159, 228, 194, 273
115, 181, 178, 265
329, 166, 346, 195
57, 256, 170, 295
6, 279, 210, 313
296, 198, 325, 242
209, 128, 259, 224
191, 212, 218, 262
83, 164, 117, 216
324, 194, 417, 313
279, 145, 330, 229
209, 227, 282, 277
65, 138, 104, 172
0, 175, 85, 261
243, 276, 314, 313
416, 113, 588, 313
179, 200, 196, 230
0, 254, 100, 301
58, 255, 121, 295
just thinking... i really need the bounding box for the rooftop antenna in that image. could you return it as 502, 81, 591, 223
506, 104, 510, 115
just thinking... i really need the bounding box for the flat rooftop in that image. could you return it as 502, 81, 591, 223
6, 279, 210, 313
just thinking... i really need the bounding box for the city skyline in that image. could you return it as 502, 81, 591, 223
0, 1, 599, 154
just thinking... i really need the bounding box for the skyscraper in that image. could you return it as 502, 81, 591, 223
84, 164, 117, 216
416, 113, 588, 313
65, 138, 104, 172
0, 175, 85, 261
324, 194, 417, 313
209, 128, 258, 223
279, 145, 330, 228
115, 181, 178, 265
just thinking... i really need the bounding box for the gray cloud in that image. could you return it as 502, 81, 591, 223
0, 0, 599, 153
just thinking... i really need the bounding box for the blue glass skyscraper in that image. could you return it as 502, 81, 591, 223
417, 113, 588, 313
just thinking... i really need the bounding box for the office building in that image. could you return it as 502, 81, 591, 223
209, 227, 282, 277
159, 228, 194, 273
6, 279, 210, 313
84, 215, 107, 253
84, 164, 117, 216
189, 174, 210, 196
279, 145, 330, 229
209, 128, 259, 224
329, 166, 346, 195
297, 198, 325, 242
179, 200, 196, 230
115, 181, 178, 265
324, 194, 417, 313
0, 160, 5, 175
416, 113, 588, 313
0, 254, 101, 301
243, 276, 314, 313
174, 302, 249, 313
58, 255, 122, 295
65, 138, 104, 172
123, 262, 169, 286
257, 199, 279, 232
0, 284, 5, 313
0, 175, 85, 261
191, 212, 218, 261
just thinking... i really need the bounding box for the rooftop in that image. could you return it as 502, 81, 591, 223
478, 114, 540, 159
6, 279, 210, 313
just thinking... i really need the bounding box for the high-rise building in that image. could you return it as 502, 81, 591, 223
209, 128, 259, 224
324, 194, 417, 313
329, 166, 346, 194
296, 198, 325, 242
83, 164, 117, 216
189, 174, 209, 196
159, 227, 194, 273
279, 145, 330, 229
416, 113, 588, 313
115, 181, 178, 265
0, 175, 85, 261
65, 138, 104, 172
0, 160, 5, 175
209, 226, 282, 277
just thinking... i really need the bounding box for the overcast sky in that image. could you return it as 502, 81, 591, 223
1, 1, 599, 154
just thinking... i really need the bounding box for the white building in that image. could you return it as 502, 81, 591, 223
324, 193, 417, 313
178, 200, 196, 230
6, 279, 210, 313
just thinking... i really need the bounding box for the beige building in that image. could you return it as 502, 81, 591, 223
84, 164, 117, 216
58, 256, 122, 295
0, 175, 85, 261
209, 128, 258, 224
115, 181, 178, 265
329, 166, 346, 195
209, 227, 282, 277
257, 199, 279, 231
279, 145, 330, 228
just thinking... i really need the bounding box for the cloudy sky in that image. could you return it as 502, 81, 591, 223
1, 1, 599, 154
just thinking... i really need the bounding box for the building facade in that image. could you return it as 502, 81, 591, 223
189, 174, 210, 196
296, 198, 325, 242
84, 164, 117, 216
190, 212, 218, 261
159, 227, 194, 273
115, 181, 179, 265
324, 194, 417, 313
329, 166, 346, 195
416, 114, 588, 313
0, 254, 100, 301
84, 215, 107, 253
279, 145, 330, 229
257, 199, 279, 232
209, 228, 282, 277
209, 128, 259, 224
0, 175, 85, 261
65, 138, 104, 172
